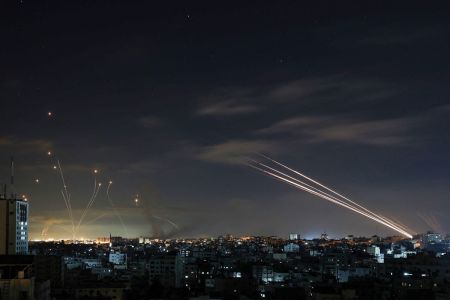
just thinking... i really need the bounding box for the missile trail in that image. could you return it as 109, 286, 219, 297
56, 159, 75, 236
77, 179, 98, 231
251, 164, 413, 238
76, 184, 101, 232
153, 215, 180, 230
248, 162, 413, 238
253, 160, 409, 233
60, 190, 72, 234
48, 151, 75, 238
257, 154, 411, 233
254, 160, 354, 204
75, 180, 102, 235
85, 183, 101, 218
48, 154, 75, 239
85, 212, 108, 225
106, 181, 129, 237
251, 162, 414, 237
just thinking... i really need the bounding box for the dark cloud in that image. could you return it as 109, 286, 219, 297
196, 100, 262, 117
137, 116, 163, 128
195, 87, 264, 117
360, 26, 442, 46
196, 139, 277, 164
257, 115, 420, 146
0, 136, 53, 153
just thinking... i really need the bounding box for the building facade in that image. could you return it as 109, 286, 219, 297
0, 198, 29, 255
147, 254, 183, 288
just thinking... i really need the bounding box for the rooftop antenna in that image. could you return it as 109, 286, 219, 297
10, 156, 15, 199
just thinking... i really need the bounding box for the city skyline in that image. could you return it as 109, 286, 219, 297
1, 2, 450, 240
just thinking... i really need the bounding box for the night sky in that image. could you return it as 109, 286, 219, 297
1, 2, 450, 240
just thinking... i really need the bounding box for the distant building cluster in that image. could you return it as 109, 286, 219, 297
2, 200, 450, 299
2, 231, 450, 299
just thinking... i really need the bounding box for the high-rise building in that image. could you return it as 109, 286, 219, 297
109, 252, 127, 265
0, 255, 35, 299
289, 233, 300, 240
423, 232, 443, 245
147, 253, 183, 288
0, 198, 29, 254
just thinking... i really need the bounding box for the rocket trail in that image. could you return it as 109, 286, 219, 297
86, 183, 101, 219
252, 160, 411, 237
251, 164, 413, 238
254, 160, 353, 203
60, 190, 73, 234
417, 212, 442, 233
256, 154, 411, 233
106, 181, 129, 237
76, 179, 98, 231
47, 152, 73, 238
248, 162, 413, 238
253, 160, 409, 234
56, 159, 75, 236
75, 180, 102, 235
49, 154, 75, 238
85, 213, 108, 225
76, 185, 100, 233
153, 215, 180, 230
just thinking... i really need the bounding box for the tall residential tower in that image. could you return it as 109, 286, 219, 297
0, 198, 29, 254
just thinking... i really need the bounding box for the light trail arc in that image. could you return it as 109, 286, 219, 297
256, 154, 412, 233
248, 159, 413, 239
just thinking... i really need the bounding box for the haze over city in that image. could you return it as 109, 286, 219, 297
1, 2, 450, 240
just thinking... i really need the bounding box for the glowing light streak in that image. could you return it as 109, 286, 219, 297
249, 162, 413, 238
106, 180, 129, 236
257, 154, 411, 233
56, 159, 75, 237
153, 215, 180, 230
76, 179, 102, 236
253, 160, 409, 234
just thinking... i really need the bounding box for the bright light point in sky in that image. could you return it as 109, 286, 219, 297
47, 151, 52, 156
47, 112, 52, 117
53, 165, 57, 169
35, 179, 39, 183
94, 169, 98, 174
109, 181, 112, 184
